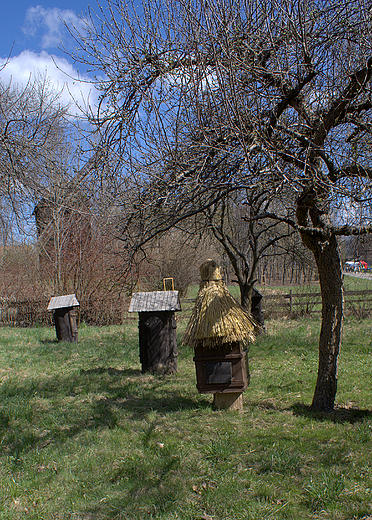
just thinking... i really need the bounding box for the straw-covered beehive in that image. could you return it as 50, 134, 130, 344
182, 260, 257, 348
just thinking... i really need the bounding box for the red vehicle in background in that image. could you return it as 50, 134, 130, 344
345, 260, 368, 272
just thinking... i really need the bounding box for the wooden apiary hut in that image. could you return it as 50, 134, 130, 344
129, 290, 181, 375
183, 260, 257, 410
47, 294, 79, 342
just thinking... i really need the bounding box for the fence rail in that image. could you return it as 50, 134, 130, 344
1, 289, 372, 327
0, 297, 129, 327
263, 289, 372, 318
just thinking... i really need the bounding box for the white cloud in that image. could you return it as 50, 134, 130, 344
0, 50, 99, 116
22, 6, 85, 50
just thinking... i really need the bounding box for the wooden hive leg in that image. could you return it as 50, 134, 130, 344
212, 392, 243, 411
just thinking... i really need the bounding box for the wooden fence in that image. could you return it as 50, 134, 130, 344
0, 297, 128, 327
262, 289, 372, 318
0, 299, 52, 327
1, 290, 372, 327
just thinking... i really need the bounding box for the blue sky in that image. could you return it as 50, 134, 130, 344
0, 1, 99, 113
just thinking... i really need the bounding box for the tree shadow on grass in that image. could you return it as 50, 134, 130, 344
40, 338, 58, 344
0, 366, 209, 462
79, 366, 210, 417
80, 366, 142, 377
291, 402, 372, 423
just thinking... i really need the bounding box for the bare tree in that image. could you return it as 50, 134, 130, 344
69, 0, 372, 411
0, 76, 69, 210
0, 76, 116, 305
202, 187, 302, 311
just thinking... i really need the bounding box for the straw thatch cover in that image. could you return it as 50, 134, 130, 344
182, 260, 256, 348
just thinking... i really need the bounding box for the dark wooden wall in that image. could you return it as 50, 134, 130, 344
138, 311, 177, 374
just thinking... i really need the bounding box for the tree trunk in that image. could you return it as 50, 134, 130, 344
308, 234, 344, 412
297, 185, 344, 412
240, 282, 253, 312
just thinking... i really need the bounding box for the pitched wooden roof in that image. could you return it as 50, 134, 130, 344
129, 291, 181, 312
47, 294, 80, 310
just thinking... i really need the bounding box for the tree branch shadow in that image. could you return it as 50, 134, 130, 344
291, 402, 372, 423
80, 366, 141, 377
0, 366, 209, 462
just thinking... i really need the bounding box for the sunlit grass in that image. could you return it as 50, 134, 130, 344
0, 316, 371, 519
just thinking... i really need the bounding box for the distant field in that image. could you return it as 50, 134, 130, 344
0, 316, 371, 519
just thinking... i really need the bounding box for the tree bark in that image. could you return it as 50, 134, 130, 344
303, 232, 344, 411
297, 186, 344, 412
240, 282, 253, 313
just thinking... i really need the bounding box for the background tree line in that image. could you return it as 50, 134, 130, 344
0, 74, 316, 308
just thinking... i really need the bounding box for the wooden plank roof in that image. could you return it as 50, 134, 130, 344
129, 291, 181, 313
47, 294, 80, 310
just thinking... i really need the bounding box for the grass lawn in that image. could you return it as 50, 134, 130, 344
0, 314, 372, 519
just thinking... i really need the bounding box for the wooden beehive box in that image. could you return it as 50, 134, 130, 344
47, 294, 79, 342
193, 342, 250, 394
129, 291, 181, 374
182, 259, 257, 409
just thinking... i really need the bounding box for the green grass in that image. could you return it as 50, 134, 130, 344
343, 273, 372, 290
0, 316, 372, 519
